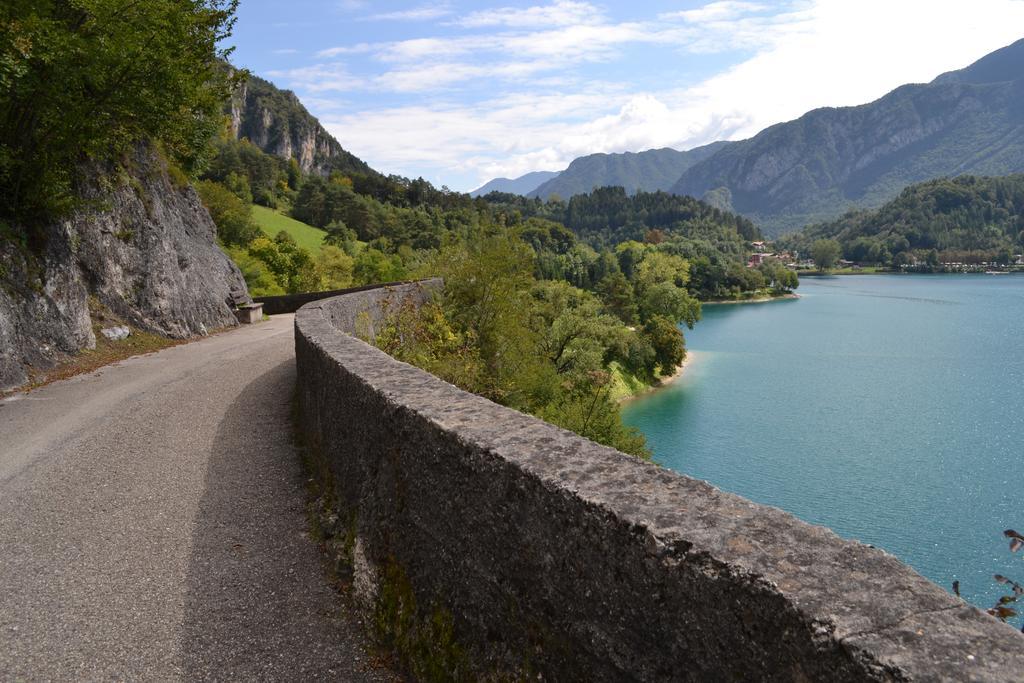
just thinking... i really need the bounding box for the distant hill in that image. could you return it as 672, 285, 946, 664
230, 73, 375, 177
528, 142, 731, 200
784, 174, 1024, 264
471, 171, 561, 197
670, 38, 1024, 236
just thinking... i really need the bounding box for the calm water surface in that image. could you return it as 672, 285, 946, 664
622, 274, 1024, 611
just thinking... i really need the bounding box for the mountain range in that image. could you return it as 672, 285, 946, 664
470, 171, 561, 197
526, 143, 731, 200
671, 38, 1024, 235
474, 38, 1024, 236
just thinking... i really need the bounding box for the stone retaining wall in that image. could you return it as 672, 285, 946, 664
255, 280, 416, 315
294, 281, 1024, 681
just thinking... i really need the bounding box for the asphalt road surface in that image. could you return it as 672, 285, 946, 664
0, 315, 397, 681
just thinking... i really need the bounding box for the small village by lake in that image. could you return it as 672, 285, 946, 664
747, 239, 1024, 275
623, 274, 1024, 615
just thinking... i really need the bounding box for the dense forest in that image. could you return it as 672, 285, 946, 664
212, 139, 782, 303
783, 175, 1024, 266
481, 187, 774, 299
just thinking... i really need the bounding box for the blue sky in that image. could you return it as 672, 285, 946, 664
228, 1, 1024, 191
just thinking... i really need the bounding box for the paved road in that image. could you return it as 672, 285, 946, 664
0, 315, 396, 681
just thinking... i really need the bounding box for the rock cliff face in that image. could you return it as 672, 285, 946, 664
230, 74, 374, 177
0, 144, 249, 390
670, 39, 1024, 235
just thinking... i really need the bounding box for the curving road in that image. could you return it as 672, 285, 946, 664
0, 315, 396, 681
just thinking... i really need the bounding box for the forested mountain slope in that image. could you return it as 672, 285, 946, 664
529, 142, 731, 200
784, 174, 1024, 264
670, 38, 1024, 235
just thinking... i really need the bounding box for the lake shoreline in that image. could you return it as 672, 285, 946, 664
703, 293, 800, 305
618, 351, 695, 404
620, 293, 800, 404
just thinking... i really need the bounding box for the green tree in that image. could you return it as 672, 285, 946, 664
531, 281, 623, 377
631, 252, 700, 327
195, 180, 259, 246
641, 282, 700, 327
758, 260, 799, 293
433, 232, 540, 404
287, 158, 301, 190
317, 245, 353, 289
353, 248, 406, 285
534, 372, 649, 458
246, 232, 321, 293
595, 271, 638, 324
634, 252, 691, 291
375, 295, 484, 392
643, 315, 686, 375
615, 241, 647, 280
224, 244, 283, 297
811, 239, 841, 272
223, 171, 253, 204
1, 0, 239, 226
273, 232, 321, 292
376, 246, 651, 458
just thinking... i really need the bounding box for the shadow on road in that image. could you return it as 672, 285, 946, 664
179, 358, 394, 680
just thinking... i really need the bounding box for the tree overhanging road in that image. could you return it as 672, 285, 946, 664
0, 315, 396, 681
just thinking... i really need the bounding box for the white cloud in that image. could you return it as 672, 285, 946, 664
362, 3, 452, 22
300, 96, 352, 112
285, 0, 1024, 189
374, 62, 491, 91
455, 1, 604, 28
266, 63, 364, 92
375, 36, 488, 63
348, 21, 692, 89
317, 43, 377, 58
665, 1, 770, 23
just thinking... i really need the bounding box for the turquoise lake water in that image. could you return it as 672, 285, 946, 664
621, 274, 1024, 613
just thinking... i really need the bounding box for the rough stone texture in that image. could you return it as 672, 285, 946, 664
0, 234, 93, 390
232, 303, 263, 325
0, 144, 249, 390
295, 282, 1024, 682
100, 326, 131, 341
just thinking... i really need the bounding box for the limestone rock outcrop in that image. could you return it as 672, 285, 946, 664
0, 144, 249, 390
229, 74, 373, 177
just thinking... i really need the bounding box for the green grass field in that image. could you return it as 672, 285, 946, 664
251, 205, 327, 254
